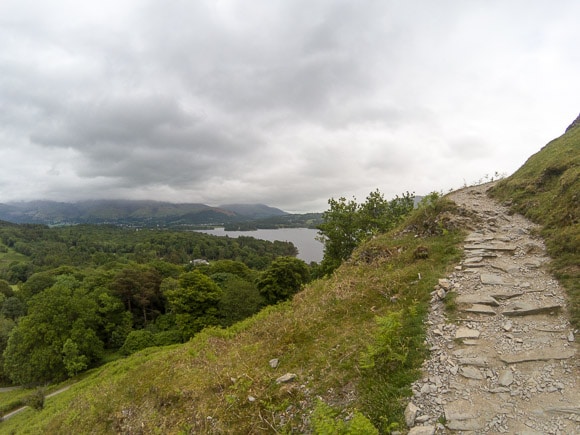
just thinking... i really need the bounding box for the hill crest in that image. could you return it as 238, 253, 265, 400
0, 200, 287, 226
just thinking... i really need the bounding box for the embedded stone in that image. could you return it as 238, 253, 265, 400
408, 426, 435, 435
275, 373, 296, 384
456, 294, 499, 307
463, 304, 497, 315
523, 258, 544, 268
460, 366, 484, 380
465, 233, 494, 243
497, 370, 514, 386
404, 402, 420, 428
480, 273, 509, 285
489, 387, 510, 393
502, 304, 562, 317
464, 243, 516, 252
500, 349, 575, 364
438, 279, 452, 290
463, 255, 483, 263
458, 357, 488, 367
464, 249, 498, 258
455, 327, 480, 340
446, 419, 485, 431
490, 291, 523, 300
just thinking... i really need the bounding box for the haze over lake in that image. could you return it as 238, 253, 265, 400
195, 228, 323, 263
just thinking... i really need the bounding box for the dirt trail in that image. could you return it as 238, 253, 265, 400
406, 183, 579, 435
1, 385, 72, 422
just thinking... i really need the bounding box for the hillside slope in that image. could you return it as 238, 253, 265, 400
489, 121, 579, 326
0, 201, 288, 227
0, 197, 466, 433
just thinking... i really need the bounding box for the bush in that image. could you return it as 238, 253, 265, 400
25, 388, 45, 410
120, 330, 156, 356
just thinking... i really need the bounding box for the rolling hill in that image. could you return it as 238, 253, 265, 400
0, 201, 287, 227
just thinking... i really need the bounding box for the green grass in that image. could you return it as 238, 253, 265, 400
0, 197, 466, 434
489, 125, 580, 327
0, 244, 29, 271
0, 387, 31, 415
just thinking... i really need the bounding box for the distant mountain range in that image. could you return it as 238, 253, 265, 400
0, 200, 288, 227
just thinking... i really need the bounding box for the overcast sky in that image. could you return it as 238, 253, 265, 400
1, 1, 578, 212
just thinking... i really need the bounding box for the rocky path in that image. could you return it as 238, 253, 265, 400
405, 183, 579, 435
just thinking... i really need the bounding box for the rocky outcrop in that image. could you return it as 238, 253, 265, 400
565, 112, 580, 132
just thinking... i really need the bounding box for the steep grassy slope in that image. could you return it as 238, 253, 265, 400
0, 198, 465, 434
490, 124, 579, 326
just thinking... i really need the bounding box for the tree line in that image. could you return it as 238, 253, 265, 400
0, 223, 308, 385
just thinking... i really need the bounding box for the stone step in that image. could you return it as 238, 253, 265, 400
490, 291, 524, 300
456, 294, 500, 306
460, 366, 484, 380
502, 303, 562, 317
464, 243, 517, 252
455, 326, 481, 339
462, 304, 497, 315
458, 356, 488, 367
499, 349, 575, 364
480, 273, 514, 286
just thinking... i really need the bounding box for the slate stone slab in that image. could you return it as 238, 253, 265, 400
498, 369, 514, 386
455, 327, 481, 339
463, 304, 497, 315
460, 366, 484, 380
499, 349, 575, 364
502, 304, 562, 317
408, 426, 436, 435
480, 273, 511, 285
456, 294, 499, 307
490, 291, 524, 300
446, 419, 485, 431
464, 243, 516, 251
458, 357, 488, 367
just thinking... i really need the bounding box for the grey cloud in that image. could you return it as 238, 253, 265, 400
1, 0, 580, 211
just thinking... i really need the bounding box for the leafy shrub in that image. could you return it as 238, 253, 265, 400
311, 400, 378, 435
120, 330, 156, 355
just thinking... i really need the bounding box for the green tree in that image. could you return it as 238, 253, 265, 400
318, 190, 415, 274
206, 260, 256, 281
0, 315, 16, 381
119, 330, 156, 356
317, 196, 360, 273
214, 273, 264, 327
0, 279, 14, 298
3, 275, 104, 384
164, 270, 223, 340
62, 338, 89, 377
0, 296, 26, 320
111, 265, 163, 327
257, 257, 310, 305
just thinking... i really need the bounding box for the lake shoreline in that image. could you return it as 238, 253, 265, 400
194, 227, 323, 264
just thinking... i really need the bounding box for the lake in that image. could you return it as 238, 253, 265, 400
195, 227, 324, 263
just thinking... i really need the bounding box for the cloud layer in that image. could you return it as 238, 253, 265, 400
1, 0, 579, 212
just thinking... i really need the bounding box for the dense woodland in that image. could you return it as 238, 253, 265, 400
0, 189, 414, 387
0, 222, 309, 385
